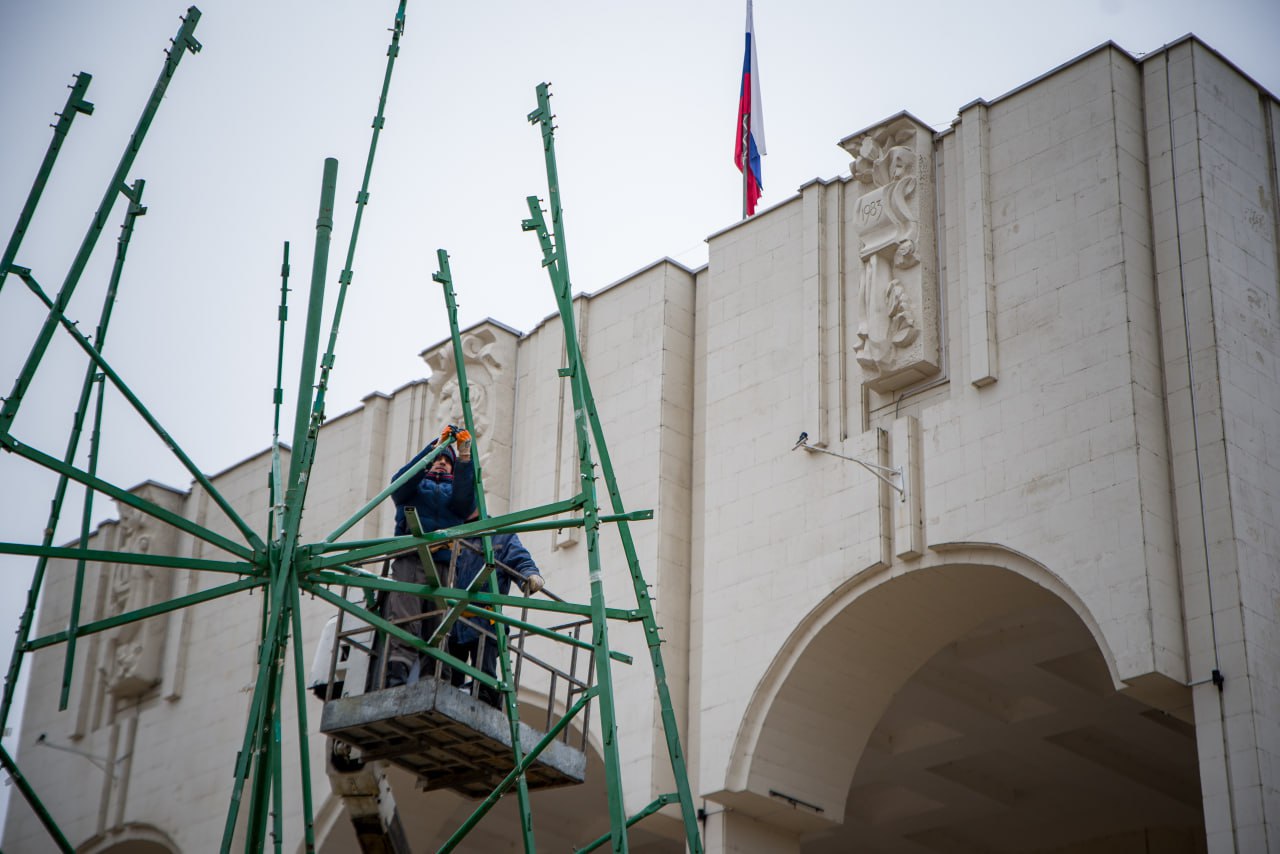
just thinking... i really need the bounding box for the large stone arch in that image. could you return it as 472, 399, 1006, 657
78, 823, 180, 854
716, 543, 1120, 832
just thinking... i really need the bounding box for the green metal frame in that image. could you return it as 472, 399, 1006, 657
0, 5, 703, 854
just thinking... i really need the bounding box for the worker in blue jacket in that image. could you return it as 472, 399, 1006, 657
381, 430, 474, 687
446, 513, 544, 706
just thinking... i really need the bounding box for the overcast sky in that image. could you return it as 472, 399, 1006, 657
1, 0, 1277, 831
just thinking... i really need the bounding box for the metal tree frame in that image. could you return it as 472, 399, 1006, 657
0, 4, 703, 854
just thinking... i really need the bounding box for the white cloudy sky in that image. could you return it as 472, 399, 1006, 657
0, 0, 1277, 831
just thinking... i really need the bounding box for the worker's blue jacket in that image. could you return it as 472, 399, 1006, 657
390, 444, 475, 543
450, 533, 540, 645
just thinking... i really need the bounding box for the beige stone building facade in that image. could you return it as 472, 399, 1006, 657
6, 35, 1278, 853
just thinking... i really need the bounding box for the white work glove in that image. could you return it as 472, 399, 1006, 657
523, 574, 545, 596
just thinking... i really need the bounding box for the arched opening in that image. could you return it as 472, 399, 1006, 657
77, 824, 179, 854
729, 548, 1206, 851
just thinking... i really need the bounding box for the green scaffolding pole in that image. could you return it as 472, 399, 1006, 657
434, 249, 537, 852
0, 71, 94, 296
524, 81, 704, 854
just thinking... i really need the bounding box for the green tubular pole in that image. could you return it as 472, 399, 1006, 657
60, 177, 147, 711
435, 248, 536, 851
526, 84, 629, 854
0, 71, 94, 296
312, 0, 408, 429
222, 559, 292, 851
58, 372, 105, 711
0, 434, 255, 561
232, 162, 339, 851
440, 689, 596, 854
526, 83, 703, 854
288, 583, 316, 853
283, 158, 338, 536
578, 365, 703, 853
0, 745, 74, 853
270, 242, 289, 542
0, 542, 253, 575
321, 436, 455, 543
24, 576, 264, 653
245, 556, 278, 853
11, 267, 266, 554
0, 7, 201, 435
303, 583, 496, 688
0, 178, 148, 733
574, 795, 676, 854
304, 571, 640, 625
314, 507, 649, 555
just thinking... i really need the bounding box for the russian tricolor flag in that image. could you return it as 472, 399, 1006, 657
735, 0, 766, 216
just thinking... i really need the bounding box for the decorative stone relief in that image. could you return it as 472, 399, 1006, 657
96, 485, 183, 703
841, 113, 941, 392
102, 506, 166, 698
420, 322, 519, 514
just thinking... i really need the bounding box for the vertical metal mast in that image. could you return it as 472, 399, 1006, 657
524, 82, 630, 854
524, 81, 704, 854
433, 250, 537, 851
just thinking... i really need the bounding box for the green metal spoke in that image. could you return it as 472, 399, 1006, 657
311, 495, 583, 568
269, 241, 290, 543
0, 71, 94, 297
0, 179, 148, 733
302, 582, 498, 689
312, 0, 409, 432
303, 570, 641, 622
288, 583, 317, 853
59, 372, 105, 710
0, 542, 255, 575
526, 82, 630, 854
314, 506, 650, 557
0, 7, 201, 435
11, 266, 267, 554
0, 434, 256, 561
574, 794, 677, 854
322, 436, 455, 543
0, 745, 74, 853
23, 576, 265, 653
439, 688, 596, 854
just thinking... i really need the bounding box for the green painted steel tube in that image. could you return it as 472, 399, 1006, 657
59, 373, 106, 711
525, 88, 630, 850
0, 744, 74, 853
221, 555, 294, 851
312, 495, 581, 567
0, 7, 201, 435
269, 242, 290, 543
574, 794, 676, 854
303, 571, 639, 622
0, 179, 148, 733
303, 583, 497, 688
0, 542, 253, 575
23, 576, 264, 652
462, 603, 633, 665
314, 507, 649, 556
580, 364, 703, 853
0, 434, 255, 561
0, 72, 94, 296
287, 157, 338, 495
439, 689, 595, 854
288, 583, 317, 853
432, 259, 536, 847
313, 0, 409, 429
322, 436, 454, 543
12, 267, 267, 554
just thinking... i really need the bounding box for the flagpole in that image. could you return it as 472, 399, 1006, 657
741, 114, 750, 219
